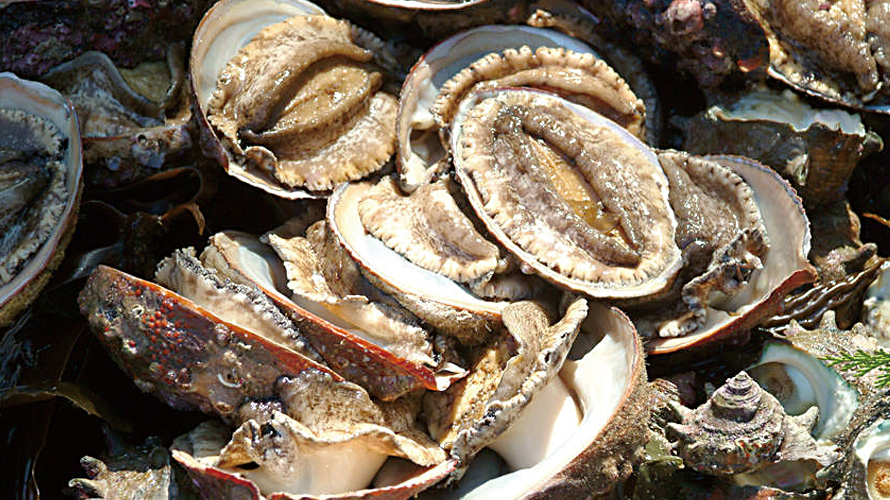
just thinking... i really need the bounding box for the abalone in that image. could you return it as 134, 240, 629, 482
450, 88, 682, 299
0, 73, 83, 326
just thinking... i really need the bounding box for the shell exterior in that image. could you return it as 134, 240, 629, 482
0, 73, 83, 326
748, 334, 860, 441
667, 372, 786, 475
201, 230, 463, 400
863, 261, 890, 347
77, 265, 338, 418
445, 301, 650, 500
40, 46, 193, 188
679, 89, 883, 207
320, 0, 520, 41
668, 371, 838, 482
833, 399, 890, 500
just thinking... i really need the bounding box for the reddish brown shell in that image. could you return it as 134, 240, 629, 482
77, 265, 338, 418
202, 231, 458, 400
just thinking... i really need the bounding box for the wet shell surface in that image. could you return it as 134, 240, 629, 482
450, 88, 682, 299
328, 178, 512, 344
191, 0, 400, 198
200, 229, 464, 400
77, 264, 337, 418
743, 0, 890, 112
0, 72, 83, 326
423, 301, 650, 500
396, 24, 644, 192
645, 155, 816, 354
40, 47, 193, 187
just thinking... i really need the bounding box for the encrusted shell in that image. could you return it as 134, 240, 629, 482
667, 371, 836, 477
678, 89, 883, 206
0, 73, 83, 326
201, 230, 463, 400
40, 47, 193, 188
77, 265, 337, 418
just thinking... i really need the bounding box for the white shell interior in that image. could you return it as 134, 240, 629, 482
190, 0, 325, 112
452, 302, 638, 499
647, 155, 814, 354
0, 73, 82, 311
398, 25, 598, 189
189, 0, 326, 200
748, 342, 858, 440
329, 181, 506, 317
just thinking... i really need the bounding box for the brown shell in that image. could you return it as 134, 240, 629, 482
679, 90, 883, 206
77, 265, 337, 418
667, 371, 787, 475
201, 230, 459, 401
319, 0, 520, 42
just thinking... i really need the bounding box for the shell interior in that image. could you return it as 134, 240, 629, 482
397, 25, 598, 190
450, 302, 643, 499
190, 0, 325, 112
0, 73, 82, 321
647, 155, 816, 354
748, 341, 858, 440
329, 181, 506, 318
189, 0, 327, 199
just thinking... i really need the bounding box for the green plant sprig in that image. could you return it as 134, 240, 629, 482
823, 348, 890, 388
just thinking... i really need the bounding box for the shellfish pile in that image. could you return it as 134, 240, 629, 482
0, 1, 888, 500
